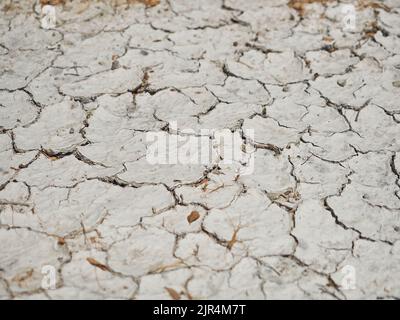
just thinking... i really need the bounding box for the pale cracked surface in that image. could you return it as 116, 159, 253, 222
1, 0, 400, 300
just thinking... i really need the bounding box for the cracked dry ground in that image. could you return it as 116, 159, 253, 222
1, 0, 400, 300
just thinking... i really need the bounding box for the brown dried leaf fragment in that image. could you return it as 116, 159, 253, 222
2, 2, 20, 12
141, 0, 160, 6
323, 35, 334, 42
165, 287, 181, 300
40, 0, 65, 5
201, 179, 209, 192
134, 70, 150, 93
127, 0, 160, 7
12, 268, 34, 284
288, 0, 332, 16
185, 290, 193, 300
267, 188, 301, 204
87, 257, 111, 272
357, 0, 390, 12
227, 227, 240, 250
363, 21, 378, 38
187, 211, 200, 224
151, 261, 185, 273
253, 142, 282, 156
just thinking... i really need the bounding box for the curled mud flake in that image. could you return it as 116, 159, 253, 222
111, 55, 120, 71
392, 81, 400, 88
